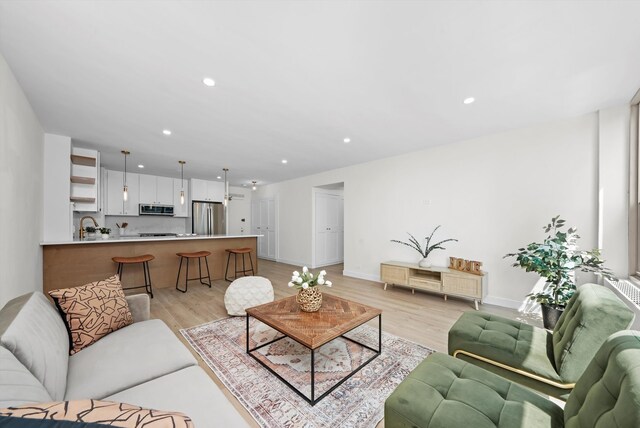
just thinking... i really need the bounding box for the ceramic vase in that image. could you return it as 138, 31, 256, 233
418, 257, 431, 268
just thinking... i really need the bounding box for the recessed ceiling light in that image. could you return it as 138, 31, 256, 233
162, 129, 172, 135
281, 159, 288, 164
137, 164, 144, 169
202, 77, 215, 87
463, 97, 475, 104
343, 137, 351, 143
217, 176, 222, 179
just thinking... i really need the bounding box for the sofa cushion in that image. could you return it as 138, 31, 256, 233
65, 319, 196, 400
564, 330, 640, 428
0, 399, 193, 427
0, 293, 69, 401
49, 275, 133, 355
448, 311, 560, 382
385, 352, 564, 428
552, 283, 634, 382
106, 366, 249, 428
0, 347, 52, 408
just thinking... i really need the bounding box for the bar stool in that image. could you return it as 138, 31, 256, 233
225, 248, 255, 281
175, 251, 212, 293
112, 254, 155, 298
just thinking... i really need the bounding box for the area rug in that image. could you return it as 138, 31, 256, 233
180, 317, 434, 428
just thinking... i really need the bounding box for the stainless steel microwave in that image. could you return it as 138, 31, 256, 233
139, 204, 175, 216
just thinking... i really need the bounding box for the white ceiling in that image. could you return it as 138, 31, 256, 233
1, 1, 640, 186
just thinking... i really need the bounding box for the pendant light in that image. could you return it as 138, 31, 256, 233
178, 160, 186, 205
223, 168, 229, 207
121, 150, 130, 201
251, 181, 257, 191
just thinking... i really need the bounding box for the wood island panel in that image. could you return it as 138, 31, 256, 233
43, 237, 257, 294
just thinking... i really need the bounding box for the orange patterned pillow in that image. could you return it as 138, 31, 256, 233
49, 275, 133, 354
0, 399, 193, 427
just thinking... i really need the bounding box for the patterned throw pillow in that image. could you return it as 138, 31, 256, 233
49, 275, 133, 355
0, 400, 193, 427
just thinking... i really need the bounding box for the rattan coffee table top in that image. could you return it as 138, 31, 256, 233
245, 293, 382, 349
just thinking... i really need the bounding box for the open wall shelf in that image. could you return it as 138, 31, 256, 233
70, 176, 96, 185
70, 154, 96, 167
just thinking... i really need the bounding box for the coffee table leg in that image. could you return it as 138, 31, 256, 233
378, 314, 382, 353
246, 314, 250, 353
311, 349, 315, 403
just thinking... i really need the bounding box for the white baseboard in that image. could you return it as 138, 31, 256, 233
342, 270, 381, 282
275, 258, 309, 268
483, 295, 523, 310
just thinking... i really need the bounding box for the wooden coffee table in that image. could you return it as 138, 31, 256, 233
245, 293, 382, 405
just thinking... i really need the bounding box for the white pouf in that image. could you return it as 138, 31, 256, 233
224, 276, 274, 316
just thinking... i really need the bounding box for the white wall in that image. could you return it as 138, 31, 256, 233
598, 105, 631, 276
43, 134, 72, 242
257, 112, 609, 308
227, 186, 252, 235
0, 53, 44, 306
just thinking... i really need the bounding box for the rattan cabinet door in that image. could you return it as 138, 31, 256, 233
381, 264, 409, 286
442, 273, 481, 298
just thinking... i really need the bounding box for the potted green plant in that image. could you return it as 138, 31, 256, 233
99, 227, 111, 239
505, 216, 616, 329
391, 225, 458, 268
84, 226, 97, 238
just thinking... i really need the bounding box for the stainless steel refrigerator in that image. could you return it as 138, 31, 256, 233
192, 201, 225, 235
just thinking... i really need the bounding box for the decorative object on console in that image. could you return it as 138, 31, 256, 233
288, 266, 332, 312
121, 150, 130, 202
48, 275, 133, 355
391, 226, 457, 268
0, 399, 194, 427
504, 215, 616, 329
449, 257, 483, 275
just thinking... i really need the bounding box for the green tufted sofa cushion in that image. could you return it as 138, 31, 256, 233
385, 352, 564, 428
552, 284, 634, 382
564, 330, 640, 427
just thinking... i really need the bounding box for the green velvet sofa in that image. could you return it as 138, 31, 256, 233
385, 330, 640, 427
448, 283, 634, 399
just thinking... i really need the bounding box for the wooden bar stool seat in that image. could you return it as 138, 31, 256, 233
175, 251, 212, 293
225, 248, 255, 281
112, 254, 155, 298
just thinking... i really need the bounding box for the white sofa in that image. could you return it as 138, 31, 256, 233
0, 292, 249, 427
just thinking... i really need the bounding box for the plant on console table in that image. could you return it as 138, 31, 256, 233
505, 216, 616, 329
391, 225, 458, 268
288, 267, 332, 312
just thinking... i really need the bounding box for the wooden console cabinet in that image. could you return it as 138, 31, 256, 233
380, 261, 487, 310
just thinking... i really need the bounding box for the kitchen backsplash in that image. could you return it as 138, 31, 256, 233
105, 216, 189, 235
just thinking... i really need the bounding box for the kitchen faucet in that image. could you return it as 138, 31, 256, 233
79, 216, 99, 240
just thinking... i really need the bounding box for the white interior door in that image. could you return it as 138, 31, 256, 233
314, 192, 344, 267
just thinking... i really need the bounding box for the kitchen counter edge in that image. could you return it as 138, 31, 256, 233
41, 234, 262, 246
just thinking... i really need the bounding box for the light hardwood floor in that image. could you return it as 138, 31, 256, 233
149, 259, 535, 427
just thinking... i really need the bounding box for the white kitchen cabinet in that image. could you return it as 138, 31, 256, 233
139, 174, 173, 205
252, 198, 276, 260
314, 192, 343, 267
191, 178, 224, 202
105, 169, 139, 216
173, 178, 189, 217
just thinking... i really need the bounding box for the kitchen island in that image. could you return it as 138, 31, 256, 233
41, 234, 259, 293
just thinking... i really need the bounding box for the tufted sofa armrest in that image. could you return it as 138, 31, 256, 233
125, 294, 150, 322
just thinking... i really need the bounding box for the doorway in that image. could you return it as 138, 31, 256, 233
313, 183, 344, 268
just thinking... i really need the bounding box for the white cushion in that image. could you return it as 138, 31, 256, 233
0, 293, 69, 400
106, 366, 250, 428
0, 347, 52, 408
65, 319, 197, 400
224, 276, 274, 316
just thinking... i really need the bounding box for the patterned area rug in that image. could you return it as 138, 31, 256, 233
181, 317, 434, 428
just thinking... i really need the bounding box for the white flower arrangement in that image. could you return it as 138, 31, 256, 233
288, 267, 332, 290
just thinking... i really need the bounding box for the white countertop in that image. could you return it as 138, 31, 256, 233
41, 234, 261, 246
